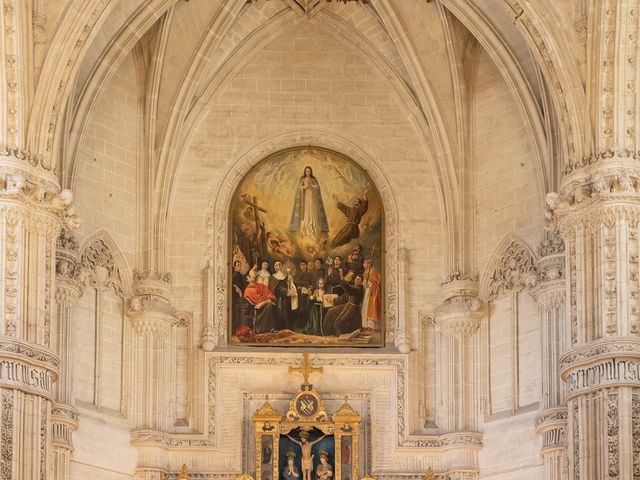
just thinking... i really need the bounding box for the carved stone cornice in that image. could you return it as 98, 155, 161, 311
127, 271, 177, 337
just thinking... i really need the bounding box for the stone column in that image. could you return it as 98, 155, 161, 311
434, 276, 483, 480
531, 236, 568, 480
127, 271, 178, 479
396, 247, 411, 353
0, 156, 78, 479
52, 229, 83, 480
548, 161, 640, 479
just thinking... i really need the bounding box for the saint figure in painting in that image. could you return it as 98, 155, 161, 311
330, 191, 368, 248
289, 166, 329, 242
243, 272, 278, 333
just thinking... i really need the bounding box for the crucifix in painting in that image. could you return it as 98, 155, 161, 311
229, 147, 384, 347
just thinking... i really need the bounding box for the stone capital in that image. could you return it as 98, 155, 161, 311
127, 270, 177, 337
55, 230, 84, 304
435, 277, 483, 336
51, 403, 79, 450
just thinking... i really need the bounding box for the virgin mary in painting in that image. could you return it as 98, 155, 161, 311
228, 147, 384, 347
289, 166, 329, 242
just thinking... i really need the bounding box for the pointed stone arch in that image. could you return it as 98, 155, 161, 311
78, 229, 133, 298
480, 233, 538, 301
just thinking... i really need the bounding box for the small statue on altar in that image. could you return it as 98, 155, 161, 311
286, 431, 326, 480
315, 451, 333, 480
283, 452, 299, 480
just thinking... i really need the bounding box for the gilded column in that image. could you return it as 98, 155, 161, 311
434, 276, 483, 480
531, 235, 568, 480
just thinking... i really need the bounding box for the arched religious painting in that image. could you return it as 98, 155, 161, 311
229, 147, 384, 347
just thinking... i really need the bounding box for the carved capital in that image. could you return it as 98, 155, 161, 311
549, 157, 640, 232
55, 230, 84, 304
51, 403, 79, 450
436, 278, 483, 336
127, 271, 177, 337
0, 172, 80, 231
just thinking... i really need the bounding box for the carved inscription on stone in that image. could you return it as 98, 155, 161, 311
565, 358, 640, 395
0, 360, 53, 397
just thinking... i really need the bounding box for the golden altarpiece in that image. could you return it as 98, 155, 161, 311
251, 354, 361, 480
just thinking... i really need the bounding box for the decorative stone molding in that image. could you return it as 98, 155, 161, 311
127, 271, 177, 337
81, 237, 127, 296
559, 338, 640, 371
484, 239, 538, 301
0, 338, 59, 401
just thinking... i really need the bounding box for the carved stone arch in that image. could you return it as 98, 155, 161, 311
208, 131, 401, 346
480, 233, 538, 301
158, 8, 453, 269
78, 229, 133, 298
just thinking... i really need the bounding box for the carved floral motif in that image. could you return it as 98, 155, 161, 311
607, 392, 619, 479
486, 240, 537, 300
81, 239, 125, 296
1, 391, 14, 480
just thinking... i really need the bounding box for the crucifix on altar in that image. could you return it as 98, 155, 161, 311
251, 354, 361, 480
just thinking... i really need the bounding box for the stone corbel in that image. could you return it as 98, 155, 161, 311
127, 271, 178, 336
435, 276, 483, 336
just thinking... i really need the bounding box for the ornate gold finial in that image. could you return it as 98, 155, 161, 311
425, 467, 435, 480
178, 464, 191, 480
288, 353, 323, 386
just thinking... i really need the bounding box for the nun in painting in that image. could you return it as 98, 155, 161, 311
289, 166, 330, 242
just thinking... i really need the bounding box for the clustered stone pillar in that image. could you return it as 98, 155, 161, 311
127, 271, 178, 479
548, 160, 640, 479
532, 235, 568, 480
0, 151, 78, 480
52, 229, 83, 480
434, 276, 483, 480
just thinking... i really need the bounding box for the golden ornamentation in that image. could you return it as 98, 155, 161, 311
252, 357, 362, 480
178, 464, 191, 480
288, 353, 323, 386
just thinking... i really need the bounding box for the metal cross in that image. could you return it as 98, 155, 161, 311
288, 353, 323, 386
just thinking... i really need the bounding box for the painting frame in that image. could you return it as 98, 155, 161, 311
227, 146, 385, 348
